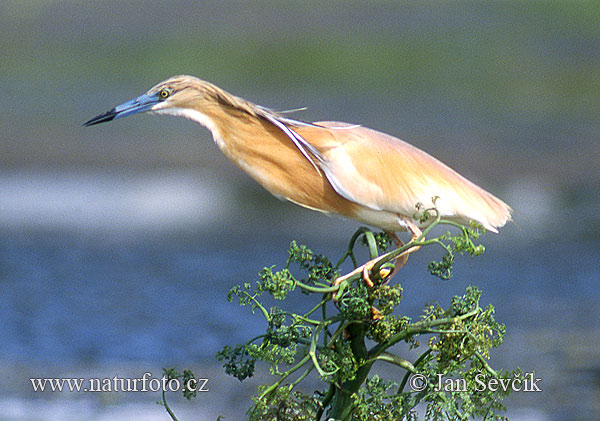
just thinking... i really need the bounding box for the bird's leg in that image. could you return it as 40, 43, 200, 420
333, 223, 423, 291
332, 246, 393, 290
361, 223, 423, 287
379, 226, 422, 282
333, 265, 368, 288
332, 225, 423, 322
377, 231, 405, 281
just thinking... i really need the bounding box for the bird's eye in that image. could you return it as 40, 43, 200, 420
159, 88, 171, 99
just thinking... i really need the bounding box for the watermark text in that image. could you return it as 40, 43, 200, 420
408, 372, 541, 393
30, 372, 210, 393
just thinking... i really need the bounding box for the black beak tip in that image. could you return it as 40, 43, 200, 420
83, 110, 117, 127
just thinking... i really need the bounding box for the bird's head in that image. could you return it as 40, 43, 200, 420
83, 75, 219, 126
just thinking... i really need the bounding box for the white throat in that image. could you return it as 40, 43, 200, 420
150, 106, 226, 149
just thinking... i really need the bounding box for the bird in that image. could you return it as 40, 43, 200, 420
84, 75, 512, 283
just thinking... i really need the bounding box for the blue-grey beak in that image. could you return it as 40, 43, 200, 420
83, 93, 159, 126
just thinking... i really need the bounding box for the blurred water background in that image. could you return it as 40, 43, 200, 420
1, 1, 599, 420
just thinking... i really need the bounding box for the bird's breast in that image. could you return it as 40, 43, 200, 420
206, 114, 374, 221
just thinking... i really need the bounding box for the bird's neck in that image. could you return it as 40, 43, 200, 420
155, 104, 271, 159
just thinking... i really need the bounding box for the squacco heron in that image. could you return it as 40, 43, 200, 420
84, 75, 511, 283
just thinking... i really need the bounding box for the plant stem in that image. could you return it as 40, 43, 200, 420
328, 322, 372, 420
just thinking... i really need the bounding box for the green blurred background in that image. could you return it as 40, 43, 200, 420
3, 0, 599, 190
1, 1, 599, 420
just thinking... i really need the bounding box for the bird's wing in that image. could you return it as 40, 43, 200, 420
295, 121, 512, 232
256, 108, 325, 175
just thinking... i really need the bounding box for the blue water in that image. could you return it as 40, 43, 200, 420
1, 228, 597, 365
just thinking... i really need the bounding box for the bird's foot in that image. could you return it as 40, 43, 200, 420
332, 227, 422, 297
332, 254, 394, 294
361, 258, 393, 288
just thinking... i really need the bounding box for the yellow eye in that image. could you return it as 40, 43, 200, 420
159, 88, 171, 99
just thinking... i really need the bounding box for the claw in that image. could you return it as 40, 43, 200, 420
362, 263, 375, 288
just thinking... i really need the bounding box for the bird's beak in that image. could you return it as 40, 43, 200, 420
83, 93, 159, 126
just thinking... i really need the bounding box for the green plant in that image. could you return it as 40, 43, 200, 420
162, 206, 523, 420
